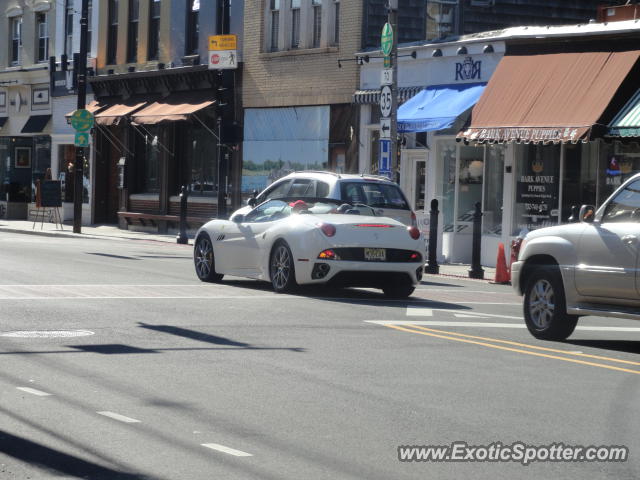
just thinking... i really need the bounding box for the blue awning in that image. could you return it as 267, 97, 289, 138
398, 82, 486, 133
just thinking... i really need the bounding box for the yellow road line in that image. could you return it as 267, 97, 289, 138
384, 324, 640, 375
409, 325, 640, 367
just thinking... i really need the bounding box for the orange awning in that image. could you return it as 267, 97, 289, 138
458, 50, 640, 143
94, 99, 148, 126
131, 92, 216, 125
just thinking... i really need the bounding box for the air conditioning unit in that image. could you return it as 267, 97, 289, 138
471, 0, 495, 6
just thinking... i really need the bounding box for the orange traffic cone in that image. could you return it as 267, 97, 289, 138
492, 242, 511, 284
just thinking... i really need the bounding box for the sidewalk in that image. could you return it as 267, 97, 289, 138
0, 219, 498, 281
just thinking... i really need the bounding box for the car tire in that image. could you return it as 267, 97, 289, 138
523, 265, 578, 340
382, 283, 415, 299
194, 234, 224, 283
270, 242, 297, 293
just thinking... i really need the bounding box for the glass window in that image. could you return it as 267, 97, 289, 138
270, 0, 280, 51
513, 144, 560, 234
107, 0, 119, 64
340, 182, 409, 210
333, 1, 340, 45
10, 17, 22, 65
185, 0, 199, 55
127, 0, 139, 63
438, 140, 457, 231
245, 199, 290, 223
258, 179, 291, 202
188, 124, 217, 196
289, 179, 314, 196
456, 145, 484, 234
65, 0, 74, 58
482, 145, 504, 235
561, 142, 597, 222
290, 0, 300, 49
426, 1, 458, 41
87, 0, 93, 54
148, 0, 161, 60
602, 180, 640, 223
312, 0, 322, 48
36, 13, 49, 63
598, 141, 640, 206
316, 181, 329, 197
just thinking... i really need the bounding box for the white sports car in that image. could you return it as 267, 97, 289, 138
193, 198, 425, 298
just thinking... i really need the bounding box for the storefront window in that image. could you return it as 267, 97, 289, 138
188, 124, 217, 196
32, 136, 51, 202
513, 144, 560, 234
562, 142, 597, 222
456, 144, 484, 234
369, 130, 379, 174
142, 127, 160, 193
0, 137, 9, 199
439, 139, 456, 230
483, 145, 504, 235
598, 140, 640, 206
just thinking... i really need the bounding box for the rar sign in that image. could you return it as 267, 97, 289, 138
69, 109, 94, 132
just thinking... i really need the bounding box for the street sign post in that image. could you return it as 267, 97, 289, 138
379, 85, 392, 118
381, 68, 393, 86
74, 132, 90, 147
381, 23, 393, 56
379, 139, 392, 178
69, 109, 94, 132
380, 118, 391, 139
209, 34, 238, 70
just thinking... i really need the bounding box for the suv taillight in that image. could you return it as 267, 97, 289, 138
410, 211, 417, 227
408, 226, 420, 240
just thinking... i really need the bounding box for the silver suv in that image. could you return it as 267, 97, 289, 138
232, 172, 417, 226
512, 172, 640, 340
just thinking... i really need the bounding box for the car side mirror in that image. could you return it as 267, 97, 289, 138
232, 214, 245, 224
247, 197, 257, 207
579, 204, 596, 224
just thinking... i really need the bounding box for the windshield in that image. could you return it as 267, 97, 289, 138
340, 182, 410, 210
244, 198, 377, 223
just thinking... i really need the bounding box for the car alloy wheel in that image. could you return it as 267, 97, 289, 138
528, 278, 554, 329
270, 243, 296, 293
194, 234, 223, 283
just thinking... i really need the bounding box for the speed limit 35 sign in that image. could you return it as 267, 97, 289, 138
379, 85, 392, 118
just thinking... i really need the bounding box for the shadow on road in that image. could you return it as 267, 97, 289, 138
564, 339, 640, 355
0, 430, 150, 479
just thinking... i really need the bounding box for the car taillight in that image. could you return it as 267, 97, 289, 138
318, 249, 338, 260
410, 252, 419, 260
317, 222, 336, 237
408, 226, 420, 240
411, 211, 417, 227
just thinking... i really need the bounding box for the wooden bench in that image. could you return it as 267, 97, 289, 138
117, 211, 212, 229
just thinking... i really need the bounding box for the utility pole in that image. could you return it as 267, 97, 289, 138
379, 1, 398, 182
73, 0, 90, 233
388, 1, 399, 183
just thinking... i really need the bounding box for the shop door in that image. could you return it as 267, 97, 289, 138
94, 131, 120, 224
400, 149, 427, 212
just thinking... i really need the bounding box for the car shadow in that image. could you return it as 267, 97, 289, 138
563, 339, 640, 356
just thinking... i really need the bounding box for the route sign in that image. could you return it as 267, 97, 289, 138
381, 68, 393, 86
209, 34, 237, 51
209, 50, 238, 70
379, 85, 392, 118
69, 109, 94, 132
381, 23, 393, 57
379, 139, 391, 177
380, 118, 391, 139
74, 131, 90, 147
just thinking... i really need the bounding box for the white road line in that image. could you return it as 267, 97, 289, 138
202, 443, 253, 457
367, 320, 640, 332
406, 307, 433, 317
17, 387, 52, 396
97, 411, 141, 423
454, 313, 490, 319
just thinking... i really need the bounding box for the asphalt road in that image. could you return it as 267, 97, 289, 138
0, 232, 639, 479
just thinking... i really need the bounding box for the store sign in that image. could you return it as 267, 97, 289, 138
516, 164, 559, 220
455, 57, 482, 81
462, 126, 585, 143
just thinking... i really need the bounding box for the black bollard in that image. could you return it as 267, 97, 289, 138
425, 199, 440, 274
176, 185, 188, 244
468, 201, 484, 279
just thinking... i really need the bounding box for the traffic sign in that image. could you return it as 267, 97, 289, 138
208, 49, 238, 70
381, 68, 393, 86
209, 34, 237, 51
69, 109, 94, 132
380, 118, 391, 139
379, 85, 392, 118
74, 132, 90, 147
381, 23, 393, 57
379, 139, 391, 177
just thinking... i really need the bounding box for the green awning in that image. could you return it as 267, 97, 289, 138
609, 89, 640, 137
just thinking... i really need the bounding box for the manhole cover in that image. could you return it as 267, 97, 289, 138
0, 330, 95, 338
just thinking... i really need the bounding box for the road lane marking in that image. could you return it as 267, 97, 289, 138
376, 319, 640, 332
17, 387, 51, 396
405, 308, 522, 320
97, 411, 141, 423
202, 443, 253, 457
406, 308, 433, 316
383, 325, 640, 375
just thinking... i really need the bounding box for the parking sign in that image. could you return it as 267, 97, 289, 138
379, 139, 391, 177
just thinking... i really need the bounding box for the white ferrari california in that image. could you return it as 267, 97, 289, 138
193, 198, 425, 298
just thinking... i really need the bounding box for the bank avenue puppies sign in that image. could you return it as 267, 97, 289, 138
516, 158, 559, 222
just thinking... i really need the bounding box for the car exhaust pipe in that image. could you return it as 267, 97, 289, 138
312, 263, 331, 279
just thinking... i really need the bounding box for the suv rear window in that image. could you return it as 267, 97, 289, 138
340, 182, 409, 210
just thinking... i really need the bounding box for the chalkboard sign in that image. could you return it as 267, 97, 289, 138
41, 181, 62, 207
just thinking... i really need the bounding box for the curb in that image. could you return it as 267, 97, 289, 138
0, 226, 191, 245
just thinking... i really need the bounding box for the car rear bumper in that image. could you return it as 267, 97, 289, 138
296, 259, 422, 286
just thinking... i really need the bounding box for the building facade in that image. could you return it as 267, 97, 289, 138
88, 0, 243, 230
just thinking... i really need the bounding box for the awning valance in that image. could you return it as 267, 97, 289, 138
458, 50, 640, 144
131, 92, 216, 125
608, 88, 640, 138
352, 86, 423, 105
95, 99, 148, 126
398, 82, 486, 133
21, 115, 51, 133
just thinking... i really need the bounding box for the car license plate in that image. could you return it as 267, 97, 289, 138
364, 248, 386, 261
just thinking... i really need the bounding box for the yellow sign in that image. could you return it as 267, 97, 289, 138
209, 35, 237, 51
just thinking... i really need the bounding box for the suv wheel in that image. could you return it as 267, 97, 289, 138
523, 265, 578, 340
